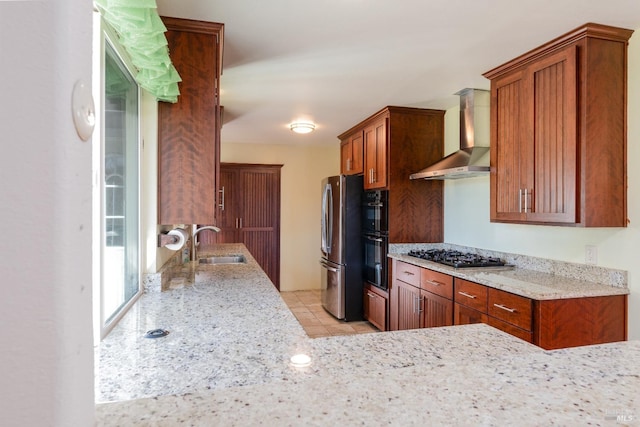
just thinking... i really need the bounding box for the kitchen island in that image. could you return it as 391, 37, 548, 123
95, 244, 639, 426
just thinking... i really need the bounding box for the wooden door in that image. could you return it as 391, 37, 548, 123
454, 303, 487, 325
364, 118, 387, 189
490, 68, 528, 222
340, 132, 363, 175
527, 46, 578, 224
158, 18, 222, 225
239, 167, 281, 288
421, 290, 453, 328
396, 280, 421, 330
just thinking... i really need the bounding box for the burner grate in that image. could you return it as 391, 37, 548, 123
407, 249, 506, 268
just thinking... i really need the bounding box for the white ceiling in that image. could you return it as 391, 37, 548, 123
156, 0, 640, 146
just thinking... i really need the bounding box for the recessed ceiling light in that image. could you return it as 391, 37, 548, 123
289, 122, 316, 134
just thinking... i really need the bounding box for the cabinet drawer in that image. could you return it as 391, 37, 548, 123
454, 279, 488, 312
454, 303, 488, 325
487, 316, 533, 343
395, 261, 421, 286
421, 268, 453, 299
488, 288, 532, 331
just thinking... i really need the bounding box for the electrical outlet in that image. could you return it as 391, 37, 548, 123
585, 245, 597, 265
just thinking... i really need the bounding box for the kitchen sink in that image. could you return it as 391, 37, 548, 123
198, 255, 247, 265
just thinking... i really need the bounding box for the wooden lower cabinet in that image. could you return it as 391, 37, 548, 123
391, 259, 453, 331
454, 277, 627, 349
391, 259, 627, 350
363, 284, 387, 331
454, 303, 488, 326
422, 290, 453, 328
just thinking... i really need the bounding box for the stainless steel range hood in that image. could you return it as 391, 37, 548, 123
410, 88, 490, 180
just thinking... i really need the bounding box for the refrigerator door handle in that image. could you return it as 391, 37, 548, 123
321, 183, 333, 254
319, 260, 339, 273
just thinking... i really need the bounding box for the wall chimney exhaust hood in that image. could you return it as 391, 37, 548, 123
410, 88, 490, 180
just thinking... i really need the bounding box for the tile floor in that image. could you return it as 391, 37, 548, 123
280, 290, 380, 338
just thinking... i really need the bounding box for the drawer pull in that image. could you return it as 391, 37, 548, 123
458, 291, 476, 299
425, 280, 443, 286
367, 293, 375, 298
403, 271, 415, 276
493, 303, 516, 313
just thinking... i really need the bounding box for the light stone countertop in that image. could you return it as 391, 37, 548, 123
95, 244, 639, 426
389, 252, 629, 300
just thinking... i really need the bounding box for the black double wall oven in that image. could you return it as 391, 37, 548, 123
362, 190, 389, 290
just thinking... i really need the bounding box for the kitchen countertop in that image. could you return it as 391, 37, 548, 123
95, 244, 639, 426
389, 253, 629, 300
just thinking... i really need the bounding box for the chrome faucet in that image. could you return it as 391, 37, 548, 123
191, 225, 221, 261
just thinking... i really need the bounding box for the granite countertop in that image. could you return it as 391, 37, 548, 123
389, 253, 629, 300
95, 244, 639, 426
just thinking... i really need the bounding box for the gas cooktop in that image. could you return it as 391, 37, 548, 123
407, 249, 507, 268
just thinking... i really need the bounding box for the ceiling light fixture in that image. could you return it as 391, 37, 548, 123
289, 121, 316, 134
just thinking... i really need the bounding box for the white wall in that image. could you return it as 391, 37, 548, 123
0, 1, 95, 425
221, 142, 339, 291
442, 30, 640, 340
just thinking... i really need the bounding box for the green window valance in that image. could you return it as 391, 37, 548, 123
95, 0, 181, 103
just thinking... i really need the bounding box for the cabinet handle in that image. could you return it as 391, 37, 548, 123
239, 218, 243, 228
367, 292, 375, 298
425, 279, 443, 286
218, 186, 225, 211
458, 291, 476, 299
403, 271, 415, 276
418, 296, 423, 313
524, 188, 528, 213
493, 303, 516, 313
235, 218, 239, 228
347, 158, 352, 171
519, 189, 522, 213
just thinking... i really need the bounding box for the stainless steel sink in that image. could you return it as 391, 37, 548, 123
198, 254, 247, 265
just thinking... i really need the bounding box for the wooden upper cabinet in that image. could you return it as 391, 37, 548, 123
484, 23, 632, 227
340, 131, 363, 175
363, 117, 387, 189
157, 17, 224, 225
338, 107, 445, 243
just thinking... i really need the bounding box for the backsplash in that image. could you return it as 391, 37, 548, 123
389, 243, 627, 289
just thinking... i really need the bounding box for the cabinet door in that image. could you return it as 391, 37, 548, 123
454, 303, 487, 325
396, 280, 421, 330
239, 168, 281, 287
421, 290, 453, 328
491, 68, 529, 222
210, 167, 240, 244
341, 133, 364, 175
526, 46, 577, 224
364, 287, 386, 331
158, 19, 222, 225
364, 118, 387, 189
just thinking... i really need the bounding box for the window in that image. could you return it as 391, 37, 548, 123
93, 15, 141, 341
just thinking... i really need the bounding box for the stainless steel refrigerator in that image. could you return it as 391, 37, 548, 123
320, 175, 363, 320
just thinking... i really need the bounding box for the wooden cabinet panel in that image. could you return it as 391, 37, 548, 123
488, 288, 532, 331
158, 18, 223, 225
340, 132, 363, 175
454, 303, 487, 326
203, 163, 282, 289
364, 284, 387, 331
487, 316, 533, 343
339, 107, 444, 243
420, 268, 453, 299
454, 279, 488, 313
363, 118, 387, 189
535, 295, 627, 350
421, 290, 453, 328
485, 23, 632, 227
396, 280, 421, 330
395, 261, 420, 287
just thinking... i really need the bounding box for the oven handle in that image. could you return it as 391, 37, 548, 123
366, 202, 383, 207
364, 235, 384, 243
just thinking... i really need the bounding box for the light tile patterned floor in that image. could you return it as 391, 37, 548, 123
280, 290, 379, 338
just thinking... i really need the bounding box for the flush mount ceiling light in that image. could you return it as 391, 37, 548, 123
289, 121, 316, 134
